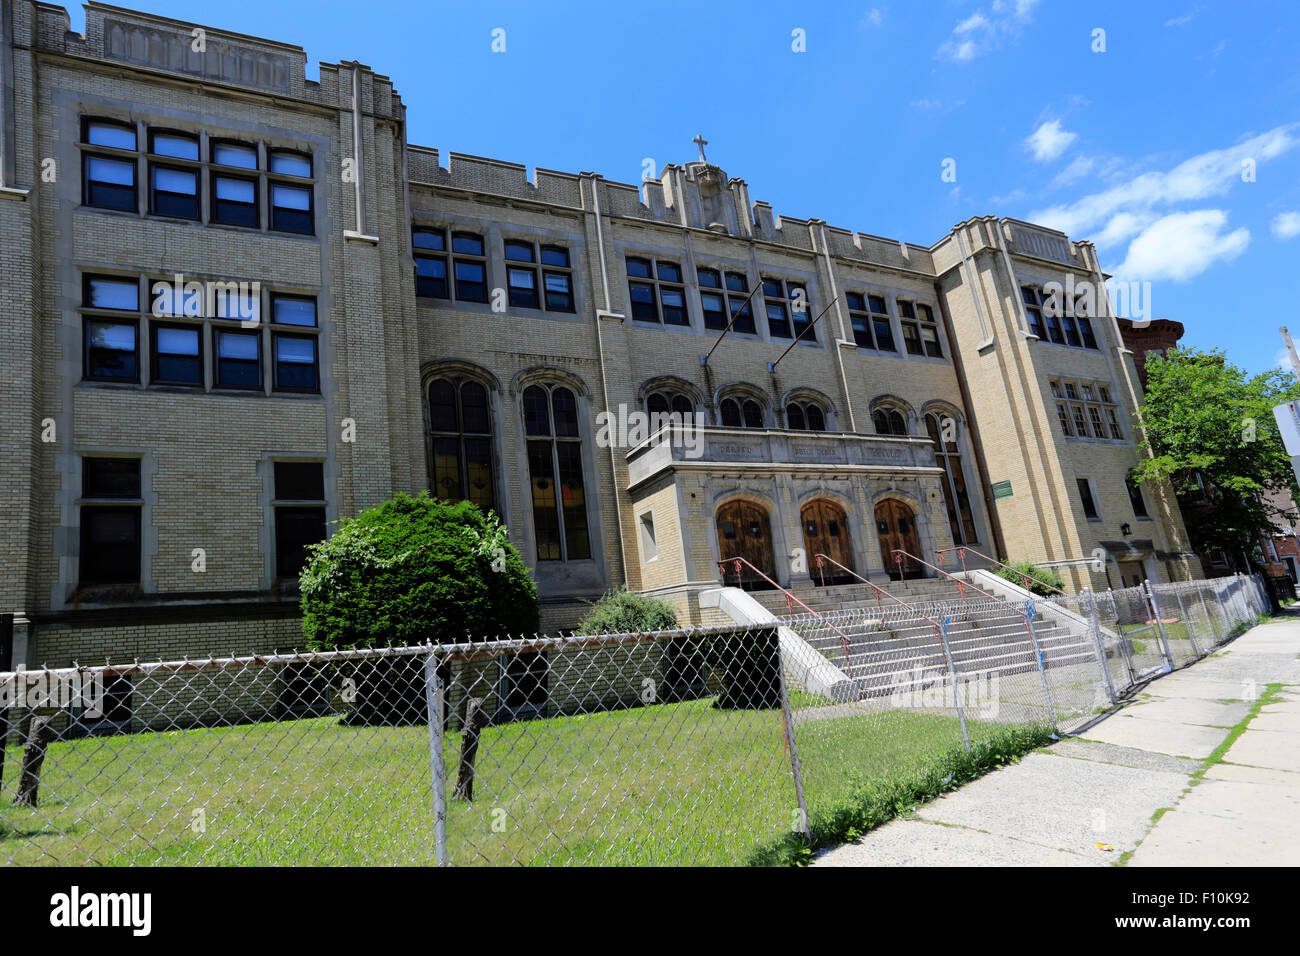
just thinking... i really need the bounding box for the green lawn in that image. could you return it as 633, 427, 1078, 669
0, 696, 1006, 866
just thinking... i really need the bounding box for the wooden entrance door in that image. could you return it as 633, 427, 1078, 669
802, 499, 855, 585
716, 500, 776, 590
875, 499, 922, 580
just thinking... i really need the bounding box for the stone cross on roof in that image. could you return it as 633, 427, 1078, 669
692, 133, 708, 163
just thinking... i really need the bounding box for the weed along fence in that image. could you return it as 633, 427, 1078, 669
0, 574, 1272, 866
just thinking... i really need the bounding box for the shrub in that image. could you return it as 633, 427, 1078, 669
994, 559, 1064, 597
573, 587, 678, 636
300, 493, 538, 650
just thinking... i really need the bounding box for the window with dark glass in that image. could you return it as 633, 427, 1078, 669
722, 271, 756, 334
647, 389, 695, 424
1021, 286, 1047, 339
872, 407, 908, 436
1127, 474, 1149, 519
270, 182, 312, 234
541, 246, 574, 312
413, 227, 448, 298
626, 257, 687, 325
82, 275, 139, 382
506, 241, 539, 308
214, 329, 261, 389
150, 324, 201, 386
269, 295, 318, 392
427, 378, 496, 513
82, 119, 138, 212
1077, 478, 1100, 519
762, 278, 791, 338
786, 400, 827, 431
845, 292, 876, 349
149, 164, 198, 219
697, 268, 728, 330
720, 397, 764, 429
523, 384, 590, 561
926, 412, 978, 545
212, 172, 257, 227
452, 232, 488, 302
273, 461, 327, 579
79, 457, 142, 586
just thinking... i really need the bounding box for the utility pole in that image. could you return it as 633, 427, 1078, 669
1273, 327, 1300, 492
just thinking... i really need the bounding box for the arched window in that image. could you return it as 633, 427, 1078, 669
872, 407, 908, 436
523, 383, 592, 562
646, 389, 695, 420
925, 410, 978, 545
786, 400, 827, 431
720, 396, 765, 429
427, 377, 495, 512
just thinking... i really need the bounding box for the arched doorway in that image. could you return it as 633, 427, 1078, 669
801, 499, 855, 585
716, 500, 776, 590
875, 499, 922, 580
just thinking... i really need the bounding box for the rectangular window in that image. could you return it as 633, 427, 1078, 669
150, 323, 202, 386
1077, 477, 1099, 519
869, 295, 895, 351
212, 173, 258, 227
725, 271, 756, 334
918, 303, 943, 357
149, 164, 198, 219
846, 292, 875, 349
82, 119, 138, 212
627, 257, 687, 325
212, 140, 258, 169
149, 129, 198, 161
452, 233, 488, 302
527, 440, 562, 561
762, 277, 810, 339
79, 457, 142, 587
414, 227, 448, 299
270, 183, 313, 234
1127, 476, 1149, 519
1021, 286, 1047, 339
1056, 403, 1072, 435
272, 334, 318, 392
273, 462, 326, 580
541, 246, 574, 312
82, 275, 139, 382
214, 329, 261, 389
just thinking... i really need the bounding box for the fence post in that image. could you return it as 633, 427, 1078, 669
423, 647, 448, 867
937, 617, 971, 751
1022, 601, 1056, 725
774, 626, 812, 843
1144, 580, 1175, 670
1082, 588, 1117, 703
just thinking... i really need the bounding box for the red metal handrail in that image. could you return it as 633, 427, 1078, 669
812, 553, 946, 639
717, 557, 857, 677
887, 549, 1000, 602
935, 545, 1066, 596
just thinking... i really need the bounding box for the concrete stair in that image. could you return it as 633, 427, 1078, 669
751, 578, 1099, 699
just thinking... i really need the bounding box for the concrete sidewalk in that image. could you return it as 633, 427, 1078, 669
813, 612, 1300, 867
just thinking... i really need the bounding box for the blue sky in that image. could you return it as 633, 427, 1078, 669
89, 0, 1300, 376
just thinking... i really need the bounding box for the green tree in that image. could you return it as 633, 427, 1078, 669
1132, 347, 1300, 567
300, 492, 538, 649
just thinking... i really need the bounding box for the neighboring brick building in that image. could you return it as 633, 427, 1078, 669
1115, 317, 1185, 391
0, 2, 1198, 694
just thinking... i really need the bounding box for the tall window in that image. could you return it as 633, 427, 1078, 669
925, 412, 978, 545
79, 457, 142, 586
1023, 284, 1099, 350
427, 377, 496, 513
82, 118, 138, 212
646, 388, 695, 421
270, 295, 319, 393
626, 257, 688, 325
872, 406, 908, 436
523, 384, 591, 561
786, 399, 827, 431
1077, 477, 1100, 520
506, 240, 574, 312
413, 227, 448, 298
720, 396, 765, 428
268, 150, 313, 234
452, 232, 489, 302
148, 129, 199, 220
761, 277, 813, 340
899, 301, 943, 357
82, 275, 140, 382
845, 292, 895, 351
273, 462, 327, 579
1126, 474, 1150, 519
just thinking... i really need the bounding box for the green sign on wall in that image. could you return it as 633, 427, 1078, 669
991, 480, 1013, 500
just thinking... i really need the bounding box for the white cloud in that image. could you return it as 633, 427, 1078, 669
1112, 209, 1249, 282
1165, 13, 1195, 27
1025, 119, 1078, 162
1029, 123, 1300, 237
1272, 211, 1300, 239
1050, 155, 1095, 188
861, 7, 885, 27
1093, 211, 1157, 249
937, 0, 1038, 62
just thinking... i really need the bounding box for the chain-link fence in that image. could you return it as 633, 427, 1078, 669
0, 573, 1271, 866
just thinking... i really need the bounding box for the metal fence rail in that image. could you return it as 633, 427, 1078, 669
0, 573, 1272, 866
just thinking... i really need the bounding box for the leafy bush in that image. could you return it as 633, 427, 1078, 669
573, 587, 678, 636
300, 493, 538, 650
994, 559, 1064, 597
